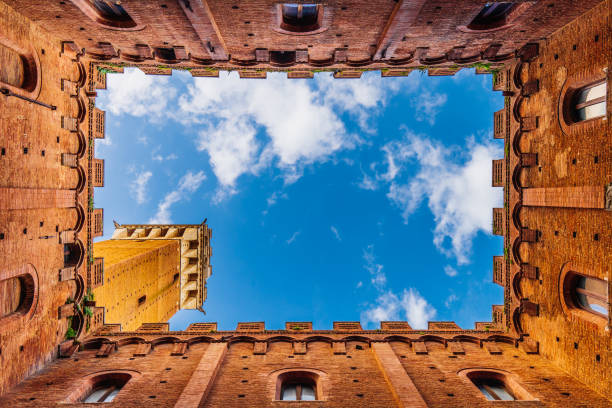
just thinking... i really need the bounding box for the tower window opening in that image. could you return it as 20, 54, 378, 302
276, 371, 319, 401
467, 2, 518, 30
474, 378, 515, 401
81, 374, 131, 403
565, 273, 609, 318
281, 381, 316, 401
570, 81, 606, 122
88, 0, 137, 28
281, 4, 321, 33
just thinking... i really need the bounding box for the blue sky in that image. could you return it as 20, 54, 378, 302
95, 68, 504, 331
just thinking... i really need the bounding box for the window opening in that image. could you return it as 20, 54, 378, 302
281, 382, 316, 401
571, 81, 606, 122
573, 275, 609, 317
474, 378, 516, 401
467, 2, 517, 30
281, 4, 321, 33
88, 0, 137, 28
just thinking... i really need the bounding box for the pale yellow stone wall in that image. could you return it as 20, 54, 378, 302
92, 239, 181, 331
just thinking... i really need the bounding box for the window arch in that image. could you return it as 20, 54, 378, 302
0, 38, 40, 97
274, 3, 329, 36
64, 242, 84, 268
281, 4, 321, 33
68, 372, 135, 403
0, 274, 35, 318
460, 369, 534, 401
563, 272, 608, 318
467, 2, 518, 30
567, 80, 607, 123
69, 0, 143, 30
276, 371, 319, 401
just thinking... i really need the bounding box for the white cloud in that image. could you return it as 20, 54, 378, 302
445, 294, 458, 308
152, 153, 178, 162
411, 91, 447, 125
175, 71, 397, 198
96, 133, 112, 148
99, 68, 176, 119
330, 226, 341, 241
380, 131, 502, 264
401, 288, 437, 329
363, 245, 386, 290
357, 170, 378, 191
129, 170, 152, 205
266, 191, 288, 207
444, 265, 458, 277
149, 170, 206, 224
356, 281, 363, 288
361, 288, 436, 329
287, 231, 300, 245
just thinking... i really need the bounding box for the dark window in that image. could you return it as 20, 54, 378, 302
281, 381, 316, 401
467, 2, 517, 30
64, 243, 83, 267
138, 295, 146, 305
281, 4, 321, 33
270, 51, 296, 66
571, 274, 609, 317
0, 43, 25, 88
90, 0, 137, 28
82, 374, 130, 403
473, 378, 515, 401
0, 277, 25, 318
571, 81, 606, 122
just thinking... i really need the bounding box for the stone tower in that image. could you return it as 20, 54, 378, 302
91, 221, 212, 331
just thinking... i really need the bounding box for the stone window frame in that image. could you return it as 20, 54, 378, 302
267, 368, 328, 402
558, 263, 609, 330
69, 0, 146, 32
0, 35, 41, 99
272, 3, 331, 36
0, 263, 39, 324
458, 368, 537, 402
561, 78, 607, 125
457, 2, 534, 33
64, 369, 141, 403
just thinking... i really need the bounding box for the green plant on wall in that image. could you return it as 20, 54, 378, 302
65, 327, 76, 340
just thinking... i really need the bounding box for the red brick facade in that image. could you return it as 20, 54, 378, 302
0, 323, 611, 407
0, 0, 610, 405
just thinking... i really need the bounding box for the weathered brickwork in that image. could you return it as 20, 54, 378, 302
0, 0, 100, 395
0, 0, 610, 405
91, 240, 181, 332
494, 0, 611, 400
1, 0, 601, 75
0, 325, 610, 407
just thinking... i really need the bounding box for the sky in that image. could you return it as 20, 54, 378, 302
94, 67, 504, 332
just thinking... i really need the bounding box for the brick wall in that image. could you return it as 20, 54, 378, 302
0, 328, 610, 407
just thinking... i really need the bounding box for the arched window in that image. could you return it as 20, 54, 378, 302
570, 81, 607, 122
0, 274, 35, 319
277, 371, 319, 401
468, 2, 518, 30
0, 43, 25, 88
464, 370, 532, 401
64, 243, 83, 268
0, 40, 39, 95
565, 273, 609, 318
82, 373, 130, 403
281, 381, 316, 401
280, 4, 321, 33
473, 377, 516, 401
89, 0, 136, 28
69, 0, 138, 29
